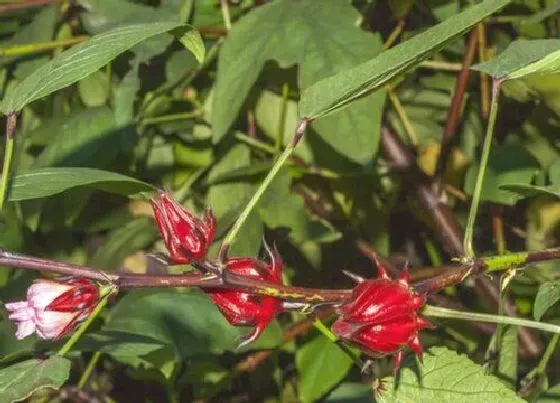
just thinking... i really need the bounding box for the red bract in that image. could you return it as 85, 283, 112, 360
331, 264, 430, 374
151, 191, 216, 264
206, 243, 283, 347
5, 278, 99, 340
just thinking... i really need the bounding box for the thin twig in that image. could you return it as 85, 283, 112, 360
434, 28, 478, 189
0, 0, 61, 13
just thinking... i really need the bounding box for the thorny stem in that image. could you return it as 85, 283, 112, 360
0, 112, 17, 210
463, 79, 502, 259
219, 119, 309, 258
423, 305, 560, 334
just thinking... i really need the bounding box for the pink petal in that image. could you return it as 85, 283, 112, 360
14, 320, 36, 340
28, 281, 71, 310
6, 301, 34, 321
35, 311, 75, 339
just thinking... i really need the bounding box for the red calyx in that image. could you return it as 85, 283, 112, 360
205, 242, 283, 347
151, 191, 216, 264
331, 263, 431, 374
46, 278, 99, 314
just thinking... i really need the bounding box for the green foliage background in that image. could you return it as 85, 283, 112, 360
1, 0, 560, 402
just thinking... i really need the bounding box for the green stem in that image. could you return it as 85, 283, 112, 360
141, 111, 200, 126
57, 285, 115, 357
220, 0, 232, 31
0, 112, 17, 210
235, 132, 276, 155
275, 83, 289, 153
423, 305, 560, 334
220, 119, 309, 256
536, 333, 559, 373
0, 36, 89, 57
463, 79, 502, 259
312, 319, 364, 367
77, 351, 102, 389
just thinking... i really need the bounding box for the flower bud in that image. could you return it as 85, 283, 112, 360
206, 242, 283, 347
331, 264, 430, 373
5, 278, 99, 340
151, 191, 216, 264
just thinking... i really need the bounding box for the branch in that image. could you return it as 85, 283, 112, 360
0, 0, 61, 13
434, 28, 478, 188
380, 125, 544, 356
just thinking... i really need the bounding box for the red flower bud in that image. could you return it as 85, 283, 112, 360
331, 264, 430, 374
151, 191, 216, 264
206, 242, 283, 347
5, 278, 99, 340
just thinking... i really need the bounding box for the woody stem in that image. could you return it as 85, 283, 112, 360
2, 247, 560, 304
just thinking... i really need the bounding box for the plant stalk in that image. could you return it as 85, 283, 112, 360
0, 112, 17, 210
423, 305, 560, 334
219, 119, 309, 258
463, 79, 502, 259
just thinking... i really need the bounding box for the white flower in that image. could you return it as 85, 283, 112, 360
5, 279, 99, 340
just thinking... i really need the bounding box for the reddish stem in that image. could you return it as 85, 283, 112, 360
0, 0, 61, 13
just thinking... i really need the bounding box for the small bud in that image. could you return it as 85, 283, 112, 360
151, 191, 216, 264
5, 278, 99, 340
206, 242, 283, 347
331, 263, 430, 374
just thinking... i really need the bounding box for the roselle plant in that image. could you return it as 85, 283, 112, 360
2, 0, 560, 402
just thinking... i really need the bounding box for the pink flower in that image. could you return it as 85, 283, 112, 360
151, 191, 216, 264
5, 278, 99, 340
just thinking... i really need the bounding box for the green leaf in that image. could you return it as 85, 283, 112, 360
499, 184, 560, 200
78, 70, 109, 107
539, 382, 560, 402
0, 356, 71, 402
211, 0, 386, 164
0, 21, 201, 113
324, 383, 372, 402
8, 167, 154, 201
299, 0, 510, 120
534, 281, 560, 321
101, 290, 281, 360
472, 40, 560, 80
32, 107, 119, 168
497, 326, 518, 387
378, 347, 524, 403
89, 217, 158, 269
464, 145, 540, 205
173, 26, 205, 64
296, 334, 353, 403
114, 63, 141, 126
